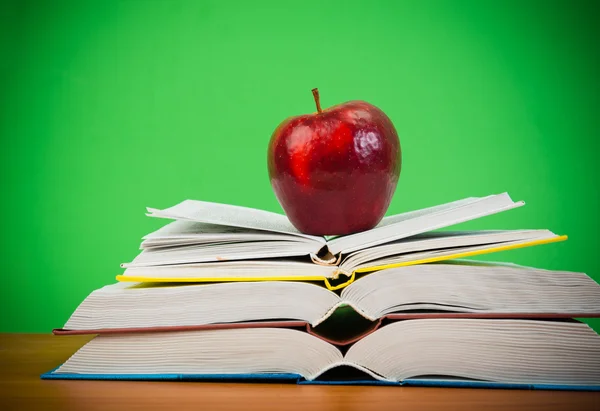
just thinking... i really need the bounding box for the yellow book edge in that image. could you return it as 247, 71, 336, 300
116, 235, 568, 291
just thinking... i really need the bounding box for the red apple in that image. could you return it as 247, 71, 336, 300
268, 89, 401, 235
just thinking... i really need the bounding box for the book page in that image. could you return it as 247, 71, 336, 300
341, 263, 600, 318
55, 328, 344, 379
327, 193, 524, 254
347, 319, 600, 384
147, 199, 325, 243
122, 241, 320, 267
143, 220, 276, 238
64, 281, 340, 331
377, 197, 479, 226
141, 220, 318, 249
350, 238, 551, 271
339, 230, 558, 271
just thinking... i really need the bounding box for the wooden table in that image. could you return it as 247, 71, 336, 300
0, 334, 598, 411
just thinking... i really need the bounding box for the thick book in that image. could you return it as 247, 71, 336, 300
55, 262, 600, 344
42, 319, 600, 390
118, 193, 566, 289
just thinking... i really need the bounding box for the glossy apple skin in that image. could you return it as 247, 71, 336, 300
268, 100, 401, 235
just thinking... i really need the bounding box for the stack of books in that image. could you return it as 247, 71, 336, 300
43, 193, 600, 390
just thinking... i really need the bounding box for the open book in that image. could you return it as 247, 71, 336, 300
118, 193, 567, 289
57, 262, 600, 344
44, 319, 600, 389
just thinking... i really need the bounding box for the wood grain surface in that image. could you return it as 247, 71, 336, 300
0, 334, 598, 411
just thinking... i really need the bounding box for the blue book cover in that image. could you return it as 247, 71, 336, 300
40, 368, 600, 391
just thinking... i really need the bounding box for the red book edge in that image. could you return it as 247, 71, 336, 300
52, 312, 600, 346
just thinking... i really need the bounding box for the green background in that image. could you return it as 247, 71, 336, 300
1, 0, 599, 332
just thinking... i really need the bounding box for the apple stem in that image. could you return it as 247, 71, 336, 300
312, 88, 323, 114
